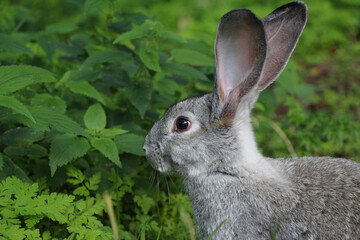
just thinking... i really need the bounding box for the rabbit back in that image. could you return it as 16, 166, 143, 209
274, 156, 360, 239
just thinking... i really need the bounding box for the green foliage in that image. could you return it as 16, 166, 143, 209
0, 0, 358, 239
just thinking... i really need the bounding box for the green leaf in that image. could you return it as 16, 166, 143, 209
85, 172, 101, 191
0, 95, 35, 123
90, 138, 121, 167
125, 80, 152, 119
0, 156, 32, 183
100, 128, 127, 139
31, 94, 67, 114
113, 26, 146, 44
0, 65, 56, 95
67, 165, 85, 185
84, 0, 111, 17
4, 144, 48, 158
16, 106, 90, 138
84, 103, 106, 131
73, 185, 90, 197
67, 81, 105, 104
114, 134, 145, 156
171, 48, 214, 66
0, 33, 33, 55
0, 127, 44, 146
80, 50, 132, 70
0, 153, 3, 171
49, 134, 90, 176
134, 194, 155, 215
139, 49, 161, 72
162, 62, 208, 81
45, 23, 77, 34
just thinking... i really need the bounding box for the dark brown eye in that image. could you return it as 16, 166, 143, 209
174, 117, 191, 132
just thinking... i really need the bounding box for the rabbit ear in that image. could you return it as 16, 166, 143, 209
215, 9, 267, 118
257, 1, 307, 91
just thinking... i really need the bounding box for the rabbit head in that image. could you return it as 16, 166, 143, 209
144, 1, 307, 177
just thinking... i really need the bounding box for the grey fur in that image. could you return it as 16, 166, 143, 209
143, 1, 360, 239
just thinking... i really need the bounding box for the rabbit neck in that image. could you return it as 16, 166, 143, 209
232, 108, 285, 183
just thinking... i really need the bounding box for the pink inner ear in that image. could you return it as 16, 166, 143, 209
216, 28, 258, 103
217, 58, 227, 102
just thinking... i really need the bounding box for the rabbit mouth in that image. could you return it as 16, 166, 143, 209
147, 153, 172, 173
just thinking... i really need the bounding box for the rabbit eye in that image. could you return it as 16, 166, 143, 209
174, 117, 191, 133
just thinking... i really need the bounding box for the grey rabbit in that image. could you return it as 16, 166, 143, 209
143, 1, 360, 239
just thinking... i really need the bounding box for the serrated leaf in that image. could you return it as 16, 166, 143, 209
0, 33, 33, 55
85, 172, 101, 191
67, 81, 105, 104
0, 65, 55, 95
84, 0, 111, 17
0, 153, 3, 171
114, 134, 145, 156
68, 69, 99, 82
4, 144, 47, 158
16, 106, 90, 138
90, 138, 121, 167
0, 156, 32, 183
139, 49, 161, 72
49, 134, 90, 176
100, 128, 127, 138
45, 23, 77, 34
0, 95, 35, 123
31, 94, 67, 114
162, 62, 208, 81
113, 27, 146, 44
171, 48, 214, 66
80, 50, 132, 69
73, 185, 90, 197
67, 165, 85, 185
84, 103, 106, 131
125, 80, 152, 119
0, 127, 44, 146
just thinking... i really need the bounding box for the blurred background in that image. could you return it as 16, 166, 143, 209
0, 0, 359, 239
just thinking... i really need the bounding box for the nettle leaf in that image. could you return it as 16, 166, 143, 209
0, 65, 55, 95
162, 62, 208, 81
45, 22, 77, 34
84, 103, 106, 131
139, 49, 161, 72
0, 33, 33, 55
16, 106, 90, 138
84, 0, 111, 17
0, 153, 3, 171
80, 50, 132, 69
100, 128, 127, 139
113, 19, 160, 44
31, 94, 67, 114
66, 81, 105, 104
0, 156, 31, 183
90, 138, 121, 167
171, 48, 214, 66
125, 80, 152, 119
49, 134, 90, 176
0, 95, 35, 123
0, 127, 44, 146
68, 69, 99, 82
114, 134, 145, 156
4, 144, 47, 158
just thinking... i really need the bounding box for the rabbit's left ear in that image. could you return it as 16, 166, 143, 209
257, 1, 307, 91
214, 9, 267, 117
